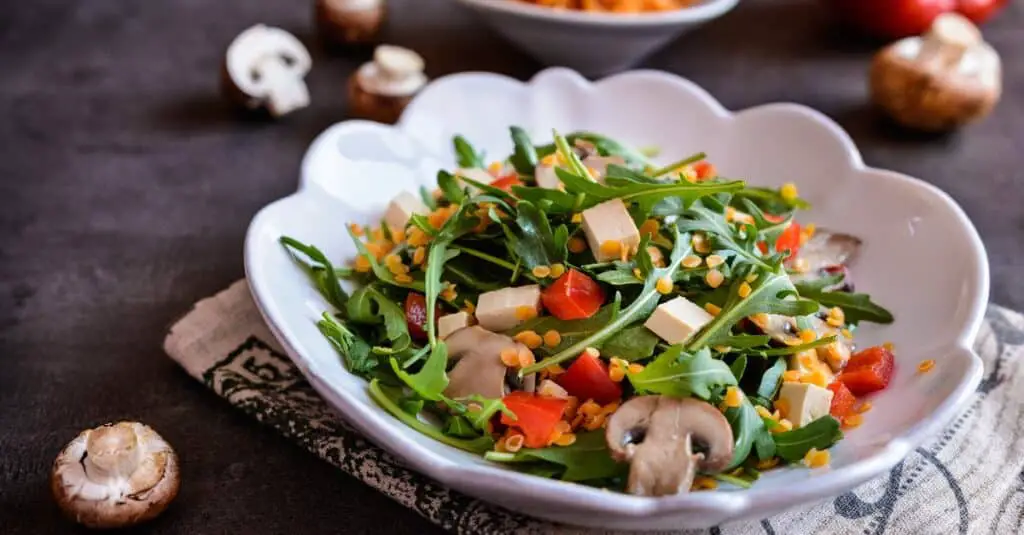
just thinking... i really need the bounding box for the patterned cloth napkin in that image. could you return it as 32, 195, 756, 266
163, 280, 1024, 534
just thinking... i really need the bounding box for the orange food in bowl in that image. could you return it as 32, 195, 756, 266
515, 0, 701, 12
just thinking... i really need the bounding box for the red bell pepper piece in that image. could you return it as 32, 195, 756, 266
757, 220, 802, 259
692, 161, 717, 181
490, 174, 523, 193
556, 353, 622, 405
403, 292, 439, 342
838, 345, 895, 396
500, 392, 568, 448
541, 269, 605, 321
827, 381, 858, 419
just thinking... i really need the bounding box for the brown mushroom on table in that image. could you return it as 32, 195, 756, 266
315, 0, 386, 48
51, 421, 180, 529
442, 326, 535, 399
870, 13, 1001, 132
348, 45, 428, 124
605, 396, 734, 496
222, 24, 312, 118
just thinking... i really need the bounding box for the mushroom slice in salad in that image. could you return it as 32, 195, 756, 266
281, 127, 895, 495
788, 229, 861, 291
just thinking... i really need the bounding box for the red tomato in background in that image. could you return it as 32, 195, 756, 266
403, 292, 439, 342
556, 353, 622, 404
827, 381, 858, 419
838, 345, 896, 396
958, 0, 1008, 24
541, 269, 605, 321
501, 392, 567, 448
825, 0, 1006, 39
490, 174, 523, 192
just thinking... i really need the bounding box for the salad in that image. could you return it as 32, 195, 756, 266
281, 128, 895, 496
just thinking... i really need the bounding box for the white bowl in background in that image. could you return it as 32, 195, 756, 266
453, 0, 740, 75
244, 68, 988, 530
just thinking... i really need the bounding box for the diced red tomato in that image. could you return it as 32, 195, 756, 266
541, 269, 605, 321
838, 345, 896, 395
556, 353, 622, 405
500, 392, 568, 448
692, 161, 717, 181
490, 174, 523, 193
827, 381, 858, 419
757, 220, 802, 258
403, 292, 439, 342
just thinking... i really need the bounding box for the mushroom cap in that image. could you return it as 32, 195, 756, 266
869, 14, 1001, 132
225, 25, 311, 97
52, 422, 179, 529
315, 0, 385, 46
442, 326, 528, 400
606, 396, 734, 496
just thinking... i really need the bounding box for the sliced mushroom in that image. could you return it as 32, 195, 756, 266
315, 0, 386, 48
790, 230, 861, 278
443, 326, 534, 399
222, 25, 312, 117
750, 313, 853, 372
348, 45, 427, 124
870, 13, 1001, 132
605, 396, 734, 496
52, 422, 179, 529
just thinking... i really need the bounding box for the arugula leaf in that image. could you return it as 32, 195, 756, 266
648, 152, 706, 178
424, 241, 452, 345
733, 186, 811, 212
317, 313, 378, 375
509, 200, 568, 271
390, 342, 449, 401
794, 276, 894, 325
280, 237, 349, 310
716, 334, 772, 350
509, 305, 654, 361
346, 225, 425, 291
773, 416, 843, 462
509, 126, 538, 175
419, 185, 438, 211
536, 132, 654, 168
368, 379, 492, 453
629, 347, 737, 399
600, 325, 660, 362
483, 431, 626, 482
676, 202, 771, 270
748, 336, 838, 357
554, 166, 744, 213
522, 227, 693, 374
756, 357, 787, 400
510, 185, 580, 214
437, 170, 466, 204
730, 354, 748, 383
445, 416, 479, 438
724, 396, 774, 470
445, 395, 513, 431
453, 135, 485, 169
346, 285, 412, 354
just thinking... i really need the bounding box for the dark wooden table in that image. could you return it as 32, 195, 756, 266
1, 0, 1020, 533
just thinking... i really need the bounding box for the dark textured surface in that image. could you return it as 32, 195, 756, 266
0, 0, 1020, 533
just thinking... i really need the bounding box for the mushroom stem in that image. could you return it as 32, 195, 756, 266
917, 13, 981, 70
259, 60, 311, 117
84, 422, 143, 484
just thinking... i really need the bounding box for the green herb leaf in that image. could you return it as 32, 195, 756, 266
317, 313, 378, 375
536, 132, 654, 168
453, 135, 485, 169
420, 185, 438, 211
555, 166, 744, 213
716, 334, 772, 350
749, 335, 838, 357
795, 276, 894, 325
346, 225, 425, 291
733, 186, 811, 213
346, 285, 412, 354
730, 355, 748, 383
724, 396, 774, 469
280, 237, 349, 310
368, 379, 492, 453
483, 431, 626, 482
509, 200, 568, 271
629, 346, 737, 399
509, 305, 652, 361
756, 357, 787, 400
601, 325, 660, 362
390, 342, 449, 401
509, 126, 539, 175
445, 415, 480, 438
773, 416, 844, 462
437, 170, 467, 204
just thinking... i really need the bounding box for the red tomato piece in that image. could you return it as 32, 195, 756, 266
957, 0, 1008, 24
757, 220, 802, 258
541, 269, 605, 321
838, 345, 896, 395
490, 174, 523, 193
826, 0, 955, 39
827, 381, 858, 419
556, 353, 622, 405
403, 292, 439, 342
693, 161, 717, 181
500, 392, 568, 448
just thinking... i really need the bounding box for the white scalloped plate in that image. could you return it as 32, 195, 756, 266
244, 69, 988, 530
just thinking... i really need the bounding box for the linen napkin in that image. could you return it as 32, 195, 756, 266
163, 279, 1024, 534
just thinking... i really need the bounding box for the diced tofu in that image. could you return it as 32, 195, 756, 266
777, 382, 834, 428
646, 246, 665, 267
537, 379, 569, 399
383, 191, 428, 230
643, 296, 714, 345
438, 312, 473, 340
475, 285, 542, 332
534, 163, 561, 190
581, 199, 640, 262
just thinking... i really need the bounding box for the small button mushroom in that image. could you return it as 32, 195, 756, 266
315, 0, 386, 48
51, 421, 179, 529
605, 396, 734, 496
443, 326, 534, 399
870, 13, 1001, 132
222, 24, 312, 118
348, 45, 428, 124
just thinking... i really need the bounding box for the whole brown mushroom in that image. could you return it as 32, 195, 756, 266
605, 396, 734, 496
870, 13, 1001, 132
316, 0, 386, 47
52, 421, 180, 529
348, 45, 428, 124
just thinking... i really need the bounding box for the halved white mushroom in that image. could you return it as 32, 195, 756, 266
870, 13, 1001, 131
222, 24, 312, 117
348, 45, 427, 124
51, 422, 179, 529
315, 0, 386, 47
442, 326, 534, 400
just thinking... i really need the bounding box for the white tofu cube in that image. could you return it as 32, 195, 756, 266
581, 199, 640, 262
643, 296, 714, 345
535, 163, 561, 190
475, 285, 542, 332
437, 312, 473, 340
777, 382, 834, 428
383, 191, 428, 230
